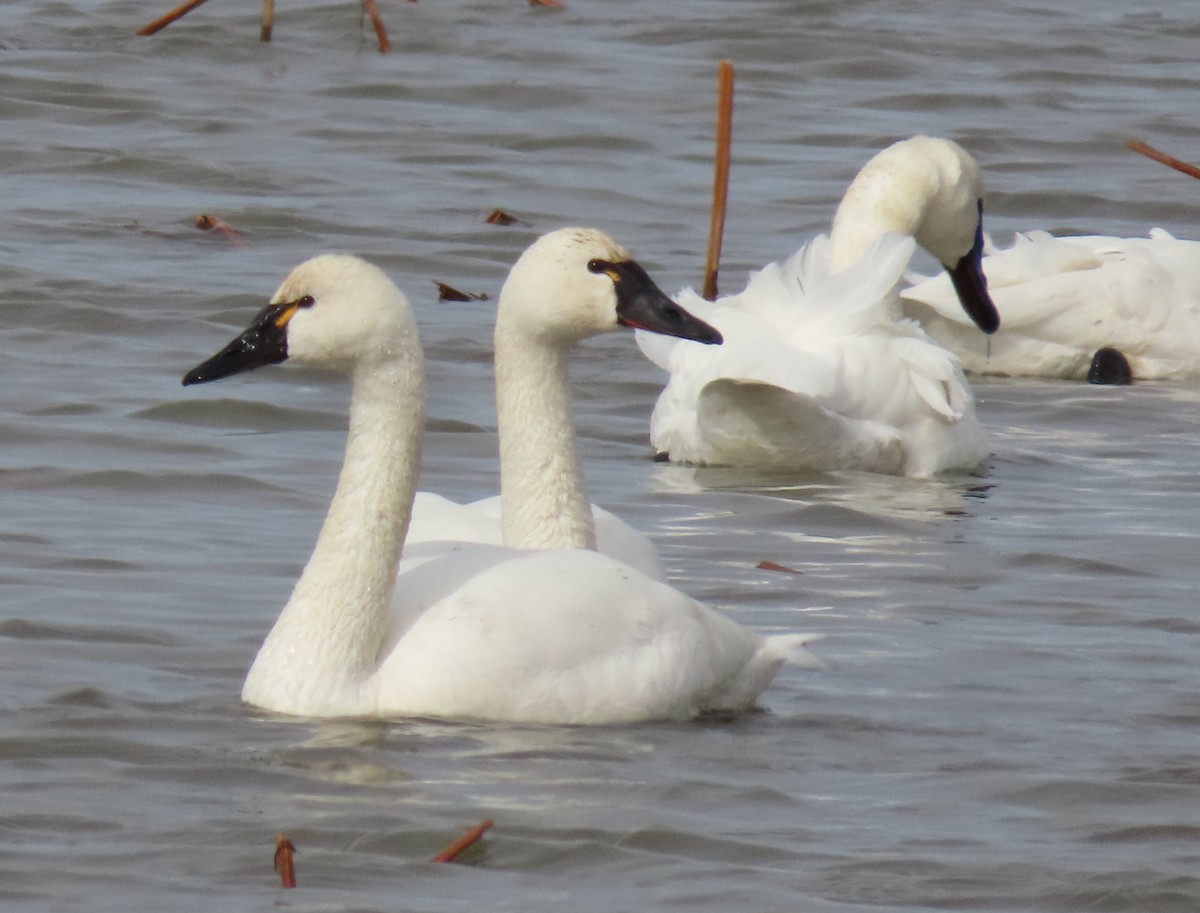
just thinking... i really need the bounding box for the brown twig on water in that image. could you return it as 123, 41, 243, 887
261, 0, 274, 42
136, 0, 213, 36
434, 281, 490, 302
703, 60, 735, 301
362, 0, 392, 53
485, 209, 529, 226
530, 0, 567, 8
195, 213, 245, 247
1126, 139, 1200, 181
756, 559, 802, 575
431, 818, 494, 863
274, 834, 297, 889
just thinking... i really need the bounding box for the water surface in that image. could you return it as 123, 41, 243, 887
2, 1, 1200, 910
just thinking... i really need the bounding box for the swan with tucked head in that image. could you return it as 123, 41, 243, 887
184, 231, 818, 723
638, 135, 999, 477
903, 227, 1200, 380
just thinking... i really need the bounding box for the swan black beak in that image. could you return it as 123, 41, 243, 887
946, 201, 1000, 335
182, 300, 298, 386
609, 260, 723, 345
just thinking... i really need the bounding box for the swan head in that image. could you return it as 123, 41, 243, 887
832, 136, 1000, 335
497, 227, 723, 347
182, 254, 418, 385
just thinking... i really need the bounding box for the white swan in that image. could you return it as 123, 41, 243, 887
902, 228, 1200, 380
183, 232, 820, 724
638, 135, 1001, 478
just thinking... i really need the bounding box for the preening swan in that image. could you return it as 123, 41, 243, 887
902, 228, 1200, 380
638, 135, 1000, 478
183, 232, 820, 723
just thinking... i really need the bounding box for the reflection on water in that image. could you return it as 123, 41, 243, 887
4, 0, 1200, 910
651, 459, 993, 524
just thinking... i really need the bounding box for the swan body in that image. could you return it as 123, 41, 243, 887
639, 135, 999, 478
902, 228, 1200, 379
405, 492, 667, 580
183, 232, 819, 724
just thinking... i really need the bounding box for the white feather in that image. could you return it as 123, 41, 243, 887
903, 228, 1200, 379
638, 136, 991, 477
189, 234, 819, 724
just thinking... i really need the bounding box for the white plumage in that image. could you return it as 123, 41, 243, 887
183, 230, 819, 724
903, 228, 1200, 380
640, 136, 1000, 478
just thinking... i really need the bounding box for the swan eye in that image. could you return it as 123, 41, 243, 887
588, 259, 620, 282
296, 295, 316, 309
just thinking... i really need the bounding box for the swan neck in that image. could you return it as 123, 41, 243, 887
494, 321, 597, 552
829, 183, 925, 273
243, 353, 425, 710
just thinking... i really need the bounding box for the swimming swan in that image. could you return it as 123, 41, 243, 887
902, 228, 1200, 380
183, 232, 820, 723
638, 135, 1001, 477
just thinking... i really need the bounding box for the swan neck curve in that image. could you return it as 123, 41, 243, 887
494, 319, 597, 552
829, 175, 926, 273
242, 351, 425, 713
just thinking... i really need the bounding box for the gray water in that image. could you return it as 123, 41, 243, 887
3, 1, 1200, 910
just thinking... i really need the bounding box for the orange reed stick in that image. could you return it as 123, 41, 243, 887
136, 0, 213, 36
261, 0, 274, 42
432, 819, 494, 864
703, 60, 735, 301
362, 0, 392, 53
1126, 139, 1200, 181
274, 834, 297, 889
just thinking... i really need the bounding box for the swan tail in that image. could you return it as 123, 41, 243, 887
764, 632, 825, 670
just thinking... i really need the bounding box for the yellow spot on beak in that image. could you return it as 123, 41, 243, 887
273, 301, 301, 328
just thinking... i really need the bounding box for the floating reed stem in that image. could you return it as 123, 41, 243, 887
261, 0, 274, 42
703, 60, 735, 301
1126, 139, 1200, 181
140, 0, 389, 49
136, 0, 212, 36
363, 0, 392, 53
274, 835, 297, 889
432, 819, 494, 863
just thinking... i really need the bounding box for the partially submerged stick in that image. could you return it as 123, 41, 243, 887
431, 819, 494, 863
274, 834, 297, 889
136, 0, 212, 36
261, 0, 274, 42
1126, 139, 1200, 181
139, 0, 389, 49
363, 0, 392, 53
702, 60, 735, 301
195, 213, 245, 247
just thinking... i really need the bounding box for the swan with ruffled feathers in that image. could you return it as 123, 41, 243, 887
638, 135, 1000, 478
183, 229, 820, 723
